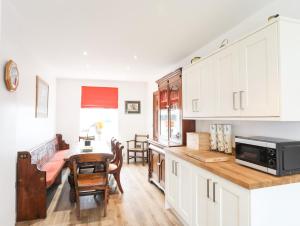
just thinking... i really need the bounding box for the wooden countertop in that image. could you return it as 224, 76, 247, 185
165, 146, 300, 190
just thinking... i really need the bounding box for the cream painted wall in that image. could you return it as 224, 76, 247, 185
147, 0, 300, 141
0, 1, 56, 225
0, 2, 17, 225
56, 79, 148, 146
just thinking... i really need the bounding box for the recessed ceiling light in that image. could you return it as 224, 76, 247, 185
133, 55, 138, 60
83, 51, 88, 56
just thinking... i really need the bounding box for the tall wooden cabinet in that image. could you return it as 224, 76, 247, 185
149, 68, 195, 191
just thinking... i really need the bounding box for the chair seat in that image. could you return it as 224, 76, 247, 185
108, 163, 118, 172
78, 174, 107, 188
128, 147, 147, 152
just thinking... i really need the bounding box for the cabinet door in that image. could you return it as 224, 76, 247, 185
182, 64, 201, 118
215, 45, 240, 117
215, 180, 250, 226
192, 170, 209, 226
198, 58, 216, 117
177, 160, 193, 225
165, 154, 178, 208
239, 22, 280, 117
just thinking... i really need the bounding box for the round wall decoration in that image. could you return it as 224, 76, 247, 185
5, 60, 19, 92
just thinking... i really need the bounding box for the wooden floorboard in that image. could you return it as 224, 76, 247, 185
17, 163, 182, 226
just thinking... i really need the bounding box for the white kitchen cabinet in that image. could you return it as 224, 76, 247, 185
191, 167, 249, 226
165, 153, 193, 225
239, 22, 280, 117
177, 160, 193, 224
183, 58, 216, 118
182, 17, 300, 120
191, 170, 209, 226
182, 64, 201, 118
165, 154, 179, 209
215, 44, 240, 117
199, 58, 216, 117
166, 152, 250, 226
166, 150, 300, 226
216, 177, 250, 226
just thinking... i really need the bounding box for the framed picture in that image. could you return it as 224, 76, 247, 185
125, 101, 141, 114
35, 76, 49, 118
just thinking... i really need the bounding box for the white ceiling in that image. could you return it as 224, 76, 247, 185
11, 0, 275, 82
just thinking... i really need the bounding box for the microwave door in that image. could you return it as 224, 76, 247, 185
236, 143, 268, 167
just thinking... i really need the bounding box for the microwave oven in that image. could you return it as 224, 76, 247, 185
235, 136, 300, 176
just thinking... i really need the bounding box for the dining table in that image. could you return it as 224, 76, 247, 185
64, 141, 114, 202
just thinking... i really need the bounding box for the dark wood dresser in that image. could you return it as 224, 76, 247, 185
148, 68, 195, 192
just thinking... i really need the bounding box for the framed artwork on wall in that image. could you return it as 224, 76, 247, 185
35, 76, 49, 118
125, 101, 141, 114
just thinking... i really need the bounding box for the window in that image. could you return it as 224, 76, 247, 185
80, 86, 119, 141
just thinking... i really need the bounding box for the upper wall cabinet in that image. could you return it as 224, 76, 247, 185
183, 57, 216, 118
239, 23, 279, 117
215, 44, 240, 117
183, 17, 300, 121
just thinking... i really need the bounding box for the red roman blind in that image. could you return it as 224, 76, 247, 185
81, 86, 118, 108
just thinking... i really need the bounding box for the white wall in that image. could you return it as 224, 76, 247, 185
147, 0, 300, 141
56, 79, 148, 146
0, 1, 56, 225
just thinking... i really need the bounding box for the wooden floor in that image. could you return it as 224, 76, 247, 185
17, 163, 182, 226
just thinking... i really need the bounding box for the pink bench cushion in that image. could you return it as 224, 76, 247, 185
50, 150, 68, 162
42, 160, 65, 187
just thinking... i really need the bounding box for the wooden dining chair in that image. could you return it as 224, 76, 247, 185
126, 134, 149, 165
109, 142, 124, 193
70, 153, 110, 218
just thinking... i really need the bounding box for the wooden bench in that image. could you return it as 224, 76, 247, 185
16, 134, 69, 222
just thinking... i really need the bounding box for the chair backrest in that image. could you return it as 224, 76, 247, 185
111, 137, 117, 154
135, 134, 149, 148
111, 139, 119, 163
71, 154, 110, 187
114, 142, 124, 170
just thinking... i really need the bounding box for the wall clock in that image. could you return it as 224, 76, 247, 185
5, 60, 19, 92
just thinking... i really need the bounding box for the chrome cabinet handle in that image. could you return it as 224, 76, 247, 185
172, 160, 174, 174
192, 99, 199, 112
233, 92, 238, 110
240, 91, 245, 110
207, 179, 210, 199
174, 162, 178, 176
213, 182, 217, 203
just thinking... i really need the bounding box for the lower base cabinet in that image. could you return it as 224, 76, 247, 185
166, 152, 300, 226
166, 152, 250, 226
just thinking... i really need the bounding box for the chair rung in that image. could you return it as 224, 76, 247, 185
79, 190, 104, 196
